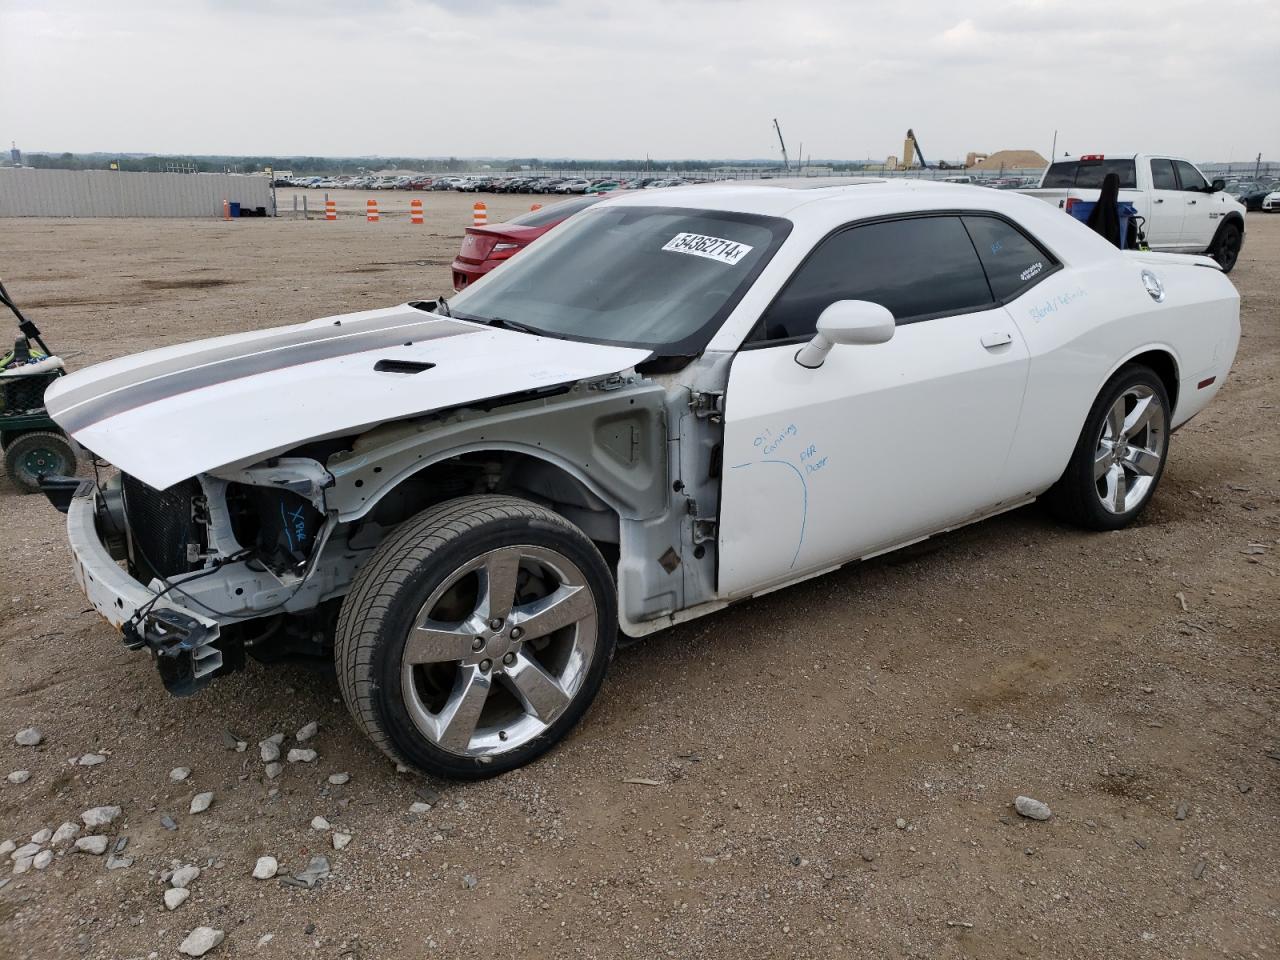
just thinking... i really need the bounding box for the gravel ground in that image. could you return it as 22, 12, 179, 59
0, 195, 1276, 960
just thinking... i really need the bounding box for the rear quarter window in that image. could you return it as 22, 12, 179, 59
961, 216, 1059, 302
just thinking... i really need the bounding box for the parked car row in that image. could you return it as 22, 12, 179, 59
275, 175, 433, 190
1222, 178, 1280, 212
273, 173, 705, 194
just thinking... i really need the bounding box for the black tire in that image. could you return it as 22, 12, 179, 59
1209, 221, 1242, 273
334, 495, 617, 780
1043, 364, 1171, 531
4, 430, 76, 494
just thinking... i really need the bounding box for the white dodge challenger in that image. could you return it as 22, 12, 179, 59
44, 178, 1239, 779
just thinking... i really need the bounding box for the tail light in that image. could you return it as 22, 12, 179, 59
1064, 197, 1080, 214
490, 242, 521, 260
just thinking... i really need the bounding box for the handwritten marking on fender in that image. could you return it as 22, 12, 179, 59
1027, 287, 1088, 322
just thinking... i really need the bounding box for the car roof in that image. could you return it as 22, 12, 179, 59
596, 176, 1115, 263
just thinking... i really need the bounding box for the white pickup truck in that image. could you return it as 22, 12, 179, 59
1021, 154, 1246, 272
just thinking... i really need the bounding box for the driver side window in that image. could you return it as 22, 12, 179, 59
1174, 160, 1208, 192
750, 215, 993, 342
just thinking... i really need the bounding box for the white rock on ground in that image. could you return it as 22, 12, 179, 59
81, 805, 121, 828
409, 802, 431, 814
164, 887, 190, 910
189, 792, 214, 814
74, 835, 109, 855
30, 828, 51, 844
264, 732, 284, 746
51, 822, 79, 845
259, 740, 280, 763
252, 856, 277, 880
287, 748, 316, 764
170, 767, 191, 781
0, 840, 14, 857
6, 770, 30, 784
295, 721, 319, 742
328, 772, 350, 785
170, 864, 201, 888
12, 855, 34, 875
332, 832, 352, 851
33, 850, 53, 870
264, 762, 283, 780
1015, 795, 1053, 821
77, 753, 106, 766
12, 842, 41, 861
310, 816, 330, 831
178, 926, 224, 957
14, 727, 42, 747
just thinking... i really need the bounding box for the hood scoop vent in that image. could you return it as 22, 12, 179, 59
374, 359, 436, 375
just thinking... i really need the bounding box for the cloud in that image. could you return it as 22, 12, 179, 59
0, 0, 1276, 161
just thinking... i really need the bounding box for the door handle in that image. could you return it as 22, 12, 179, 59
1187, 199, 1197, 205
981, 331, 1013, 349
1154, 197, 1164, 204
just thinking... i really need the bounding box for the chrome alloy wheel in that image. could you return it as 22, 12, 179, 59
400, 545, 598, 758
1093, 384, 1166, 514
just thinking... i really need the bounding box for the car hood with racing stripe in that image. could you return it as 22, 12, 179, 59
46, 304, 650, 490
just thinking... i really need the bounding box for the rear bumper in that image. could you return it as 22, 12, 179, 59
451, 257, 500, 291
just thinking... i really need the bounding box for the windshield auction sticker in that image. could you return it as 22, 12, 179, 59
661, 233, 753, 265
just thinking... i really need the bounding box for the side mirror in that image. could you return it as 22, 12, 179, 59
1211, 178, 1225, 193
795, 300, 895, 368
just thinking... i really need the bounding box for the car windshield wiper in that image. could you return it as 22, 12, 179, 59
434, 296, 451, 317
481, 316, 554, 338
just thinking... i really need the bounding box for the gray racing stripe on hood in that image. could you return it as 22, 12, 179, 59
52, 315, 478, 434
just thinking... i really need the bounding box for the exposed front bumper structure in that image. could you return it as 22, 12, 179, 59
67, 485, 226, 693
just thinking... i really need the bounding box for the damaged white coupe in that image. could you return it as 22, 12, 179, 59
44, 179, 1239, 778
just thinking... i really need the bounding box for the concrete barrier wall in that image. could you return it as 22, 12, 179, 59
0, 169, 274, 217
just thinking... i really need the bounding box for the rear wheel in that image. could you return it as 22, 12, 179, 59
1209, 222, 1242, 272
335, 495, 617, 780
1044, 365, 1170, 530
4, 431, 76, 494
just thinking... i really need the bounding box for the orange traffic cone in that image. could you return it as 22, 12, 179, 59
366, 198, 379, 223
324, 199, 337, 221
222, 199, 231, 221
410, 198, 424, 225
530, 203, 542, 212
472, 201, 487, 226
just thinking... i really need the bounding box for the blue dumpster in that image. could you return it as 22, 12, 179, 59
1066, 200, 1136, 248
229, 201, 241, 218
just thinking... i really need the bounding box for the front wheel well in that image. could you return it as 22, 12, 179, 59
1125, 350, 1179, 416
358, 450, 622, 554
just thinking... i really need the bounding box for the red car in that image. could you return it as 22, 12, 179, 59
451, 195, 602, 291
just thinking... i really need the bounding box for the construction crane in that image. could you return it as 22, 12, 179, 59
773, 119, 791, 174
901, 129, 954, 171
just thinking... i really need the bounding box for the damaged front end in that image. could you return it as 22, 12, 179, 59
61, 457, 342, 695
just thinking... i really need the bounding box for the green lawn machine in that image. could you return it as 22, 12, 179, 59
0, 278, 78, 493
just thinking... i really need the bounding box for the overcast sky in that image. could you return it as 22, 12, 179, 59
1, 0, 1276, 162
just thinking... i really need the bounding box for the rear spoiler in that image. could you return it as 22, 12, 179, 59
1121, 250, 1221, 272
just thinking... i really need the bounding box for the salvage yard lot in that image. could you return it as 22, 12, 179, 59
0, 195, 1276, 959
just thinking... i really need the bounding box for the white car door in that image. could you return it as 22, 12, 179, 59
1146, 158, 1185, 250
716, 214, 1040, 598
1172, 160, 1217, 250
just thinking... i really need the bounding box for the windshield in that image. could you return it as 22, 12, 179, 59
446, 205, 791, 355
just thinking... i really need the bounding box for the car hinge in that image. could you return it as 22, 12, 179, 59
685, 497, 718, 544
689, 390, 724, 422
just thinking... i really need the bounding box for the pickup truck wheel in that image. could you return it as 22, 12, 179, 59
1043, 365, 1170, 531
1209, 222, 1242, 272
335, 495, 616, 780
